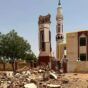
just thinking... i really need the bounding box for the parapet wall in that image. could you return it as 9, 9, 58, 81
67, 61, 88, 73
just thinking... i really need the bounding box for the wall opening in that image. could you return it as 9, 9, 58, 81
80, 37, 86, 46
80, 54, 86, 61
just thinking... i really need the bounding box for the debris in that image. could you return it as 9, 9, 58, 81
49, 72, 57, 79
24, 83, 37, 88
38, 69, 44, 73
0, 67, 88, 88
74, 73, 78, 76
62, 78, 69, 84
47, 84, 61, 88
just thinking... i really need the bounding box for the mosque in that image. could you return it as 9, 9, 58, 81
38, 0, 88, 72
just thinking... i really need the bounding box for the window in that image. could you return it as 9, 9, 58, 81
40, 30, 44, 42
64, 46, 66, 50
49, 31, 51, 41
56, 35, 61, 41
57, 24, 60, 32
80, 37, 86, 46
41, 42, 45, 51
40, 30, 45, 51
80, 54, 86, 61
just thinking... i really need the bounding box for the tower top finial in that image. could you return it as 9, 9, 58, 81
58, 0, 61, 5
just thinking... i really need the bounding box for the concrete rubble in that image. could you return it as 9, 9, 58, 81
0, 67, 88, 88
24, 83, 37, 88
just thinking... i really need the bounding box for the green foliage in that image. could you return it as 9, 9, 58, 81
0, 30, 37, 62
23, 52, 37, 62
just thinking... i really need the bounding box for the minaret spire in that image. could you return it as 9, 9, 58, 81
56, 0, 64, 61
58, 0, 61, 5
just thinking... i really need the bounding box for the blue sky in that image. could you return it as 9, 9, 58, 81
0, 0, 88, 56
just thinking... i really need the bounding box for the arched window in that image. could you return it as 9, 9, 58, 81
57, 24, 60, 32
80, 37, 86, 46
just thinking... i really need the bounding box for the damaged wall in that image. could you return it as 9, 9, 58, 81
67, 61, 88, 73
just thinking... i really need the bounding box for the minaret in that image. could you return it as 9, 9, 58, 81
38, 14, 52, 65
56, 0, 64, 60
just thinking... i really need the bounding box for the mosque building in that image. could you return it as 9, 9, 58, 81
38, 0, 88, 72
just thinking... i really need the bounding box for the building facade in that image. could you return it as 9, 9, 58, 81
67, 30, 88, 61
37, 0, 88, 72
67, 30, 88, 72
56, 0, 64, 61
66, 32, 78, 61
78, 31, 88, 61
38, 14, 52, 65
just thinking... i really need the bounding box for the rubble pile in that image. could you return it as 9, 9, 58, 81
0, 68, 88, 88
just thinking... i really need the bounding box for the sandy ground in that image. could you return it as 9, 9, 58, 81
65, 73, 88, 80
61, 73, 88, 88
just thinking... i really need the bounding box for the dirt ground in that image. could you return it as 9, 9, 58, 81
61, 73, 88, 88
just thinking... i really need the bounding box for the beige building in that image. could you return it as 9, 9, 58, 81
66, 30, 88, 61
66, 32, 78, 61
66, 30, 88, 72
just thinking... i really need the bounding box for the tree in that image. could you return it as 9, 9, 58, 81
23, 52, 37, 68
0, 30, 37, 71
24, 52, 37, 62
